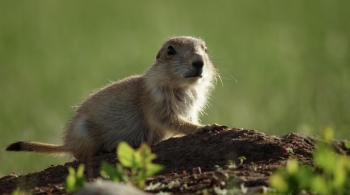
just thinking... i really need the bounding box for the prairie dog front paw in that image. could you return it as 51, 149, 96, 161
196, 123, 229, 134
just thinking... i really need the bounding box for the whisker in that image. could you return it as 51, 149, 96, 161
217, 73, 224, 86
227, 72, 238, 82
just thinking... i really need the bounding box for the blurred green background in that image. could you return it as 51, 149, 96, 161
1, 1, 349, 177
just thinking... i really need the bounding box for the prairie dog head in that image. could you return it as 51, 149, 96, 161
146, 36, 216, 88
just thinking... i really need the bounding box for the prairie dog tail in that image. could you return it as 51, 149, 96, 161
5, 141, 66, 154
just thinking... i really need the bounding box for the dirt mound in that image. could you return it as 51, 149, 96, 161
0, 128, 347, 194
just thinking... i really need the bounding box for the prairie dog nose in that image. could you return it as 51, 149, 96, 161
192, 60, 204, 69
191, 59, 204, 77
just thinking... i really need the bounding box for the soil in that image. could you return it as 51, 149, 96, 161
1, 128, 349, 195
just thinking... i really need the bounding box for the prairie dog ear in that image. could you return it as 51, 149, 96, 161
156, 49, 161, 59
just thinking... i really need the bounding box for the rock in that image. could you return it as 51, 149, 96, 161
76, 180, 149, 195
192, 167, 202, 174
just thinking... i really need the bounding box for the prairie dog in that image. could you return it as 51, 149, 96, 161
6, 36, 227, 160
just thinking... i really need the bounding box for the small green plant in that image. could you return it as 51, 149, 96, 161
100, 141, 163, 189
237, 156, 246, 165
100, 161, 128, 183
64, 142, 162, 193
345, 141, 350, 149
64, 164, 86, 193
269, 127, 350, 195
11, 188, 20, 195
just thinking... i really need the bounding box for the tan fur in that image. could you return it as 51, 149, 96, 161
6, 36, 225, 160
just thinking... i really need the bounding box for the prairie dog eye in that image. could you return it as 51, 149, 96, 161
167, 46, 176, 55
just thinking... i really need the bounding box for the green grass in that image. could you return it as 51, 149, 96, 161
0, 1, 349, 177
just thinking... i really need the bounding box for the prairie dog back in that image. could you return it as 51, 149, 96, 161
6, 36, 226, 160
